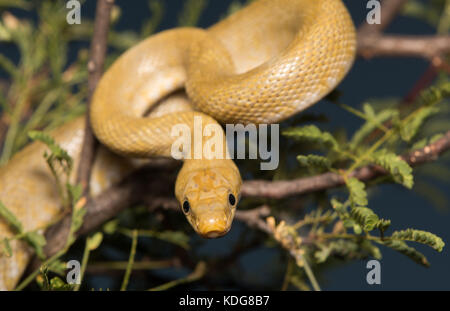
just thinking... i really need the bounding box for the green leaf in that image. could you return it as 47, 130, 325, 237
371, 149, 414, 189
342, 218, 354, 228
283, 125, 339, 150
382, 240, 429, 267
410, 133, 444, 151
67, 183, 83, 207
374, 218, 391, 233
345, 178, 368, 207
103, 219, 119, 235
37, 266, 51, 290
0, 200, 23, 233
390, 229, 445, 252
400, 107, 439, 142
353, 224, 362, 234
28, 130, 73, 171
351, 106, 398, 146
297, 154, 331, 170
2, 238, 12, 257
429, 133, 444, 144
71, 207, 87, 235
419, 82, 450, 107
325, 239, 364, 260
47, 260, 67, 276
331, 198, 347, 215
350, 207, 379, 231
314, 243, 332, 263
24, 231, 47, 260
411, 137, 428, 150
342, 219, 362, 235
87, 232, 103, 251
49, 276, 74, 291
360, 240, 382, 260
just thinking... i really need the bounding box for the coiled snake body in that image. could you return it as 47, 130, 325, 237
0, 0, 356, 289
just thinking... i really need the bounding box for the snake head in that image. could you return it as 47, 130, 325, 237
175, 160, 241, 238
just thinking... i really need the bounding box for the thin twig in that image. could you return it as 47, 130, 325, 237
297, 252, 321, 291
234, 205, 272, 234
148, 261, 206, 291
358, 35, 450, 60
86, 258, 180, 272
74, 239, 91, 291
120, 229, 138, 291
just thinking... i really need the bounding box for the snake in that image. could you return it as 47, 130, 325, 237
0, 0, 356, 290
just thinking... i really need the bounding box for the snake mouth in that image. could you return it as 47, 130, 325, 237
201, 230, 228, 239
197, 219, 231, 239
199, 227, 230, 239
194, 205, 233, 239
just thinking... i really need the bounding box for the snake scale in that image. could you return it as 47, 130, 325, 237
0, 0, 356, 290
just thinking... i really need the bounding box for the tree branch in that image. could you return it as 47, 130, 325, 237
357, 35, 450, 60
76, 0, 114, 196
356, 0, 450, 60
241, 130, 450, 198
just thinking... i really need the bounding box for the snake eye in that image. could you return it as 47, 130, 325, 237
182, 200, 190, 214
228, 194, 236, 206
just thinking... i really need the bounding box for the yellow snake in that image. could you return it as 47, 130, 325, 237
0, 0, 356, 290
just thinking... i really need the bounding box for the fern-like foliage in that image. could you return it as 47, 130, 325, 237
345, 178, 368, 207
283, 125, 339, 151
28, 130, 82, 209
297, 154, 331, 170
28, 130, 73, 173
350, 104, 398, 147
391, 229, 445, 252
381, 240, 430, 267
400, 106, 439, 142
350, 207, 379, 231
0, 201, 47, 259
370, 149, 414, 188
